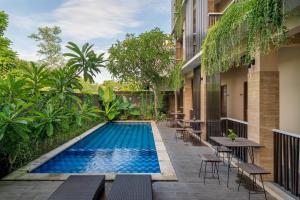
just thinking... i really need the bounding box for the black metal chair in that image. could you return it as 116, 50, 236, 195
175, 128, 186, 142
212, 145, 232, 163
199, 154, 222, 184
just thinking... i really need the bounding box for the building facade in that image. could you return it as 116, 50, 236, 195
171, 0, 300, 198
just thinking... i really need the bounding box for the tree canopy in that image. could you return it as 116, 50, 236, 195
0, 11, 16, 77
29, 26, 64, 68
107, 28, 174, 89
107, 28, 175, 116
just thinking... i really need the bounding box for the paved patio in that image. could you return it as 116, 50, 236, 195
0, 124, 275, 200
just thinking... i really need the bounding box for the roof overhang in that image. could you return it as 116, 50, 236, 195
181, 51, 202, 74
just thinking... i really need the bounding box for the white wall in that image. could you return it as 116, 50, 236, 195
221, 68, 248, 121
279, 46, 300, 134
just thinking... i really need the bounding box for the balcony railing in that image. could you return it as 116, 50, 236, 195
221, 117, 248, 162
208, 13, 222, 27
273, 129, 300, 197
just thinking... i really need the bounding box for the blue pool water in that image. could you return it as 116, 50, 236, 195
32, 123, 161, 173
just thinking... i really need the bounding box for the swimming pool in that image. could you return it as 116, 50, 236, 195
32, 122, 161, 173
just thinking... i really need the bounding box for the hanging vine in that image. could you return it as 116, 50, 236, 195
201, 0, 287, 75
174, 0, 184, 40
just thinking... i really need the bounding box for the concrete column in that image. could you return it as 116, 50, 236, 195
183, 73, 193, 120
201, 69, 207, 140
248, 50, 279, 180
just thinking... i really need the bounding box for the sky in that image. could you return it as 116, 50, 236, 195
1, 0, 171, 83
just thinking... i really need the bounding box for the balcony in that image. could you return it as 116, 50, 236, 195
208, 13, 222, 27
273, 129, 300, 197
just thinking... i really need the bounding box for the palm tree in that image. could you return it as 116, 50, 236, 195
64, 42, 106, 83
169, 61, 183, 114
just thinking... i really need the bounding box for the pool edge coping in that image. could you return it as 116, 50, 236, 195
2, 121, 177, 181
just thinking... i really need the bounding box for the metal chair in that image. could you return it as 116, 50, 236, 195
199, 154, 222, 184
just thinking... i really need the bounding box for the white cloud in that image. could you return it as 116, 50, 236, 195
53, 0, 144, 41
5, 0, 170, 80
17, 50, 39, 61
150, 0, 170, 14
94, 68, 112, 83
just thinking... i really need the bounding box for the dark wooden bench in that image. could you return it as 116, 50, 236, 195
199, 154, 222, 184
108, 175, 152, 200
236, 163, 270, 200
48, 175, 105, 200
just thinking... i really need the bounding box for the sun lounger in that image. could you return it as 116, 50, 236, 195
108, 175, 152, 200
48, 175, 105, 200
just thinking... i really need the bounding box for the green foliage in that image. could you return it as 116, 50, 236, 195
0, 11, 16, 77
0, 74, 27, 104
29, 26, 64, 68
68, 102, 99, 127
64, 42, 105, 83
169, 61, 183, 91
0, 41, 104, 175
202, 0, 287, 75
20, 62, 49, 100
227, 129, 238, 141
33, 103, 66, 138
139, 92, 155, 120
98, 86, 142, 121
98, 85, 121, 121
48, 67, 82, 105
119, 96, 140, 119
0, 102, 33, 166
108, 28, 174, 117
156, 112, 167, 122
101, 80, 143, 92
79, 79, 100, 94
174, 0, 184, 39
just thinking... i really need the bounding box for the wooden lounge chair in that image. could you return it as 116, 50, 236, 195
108, 175, 153, 200
48, 175, 105, 200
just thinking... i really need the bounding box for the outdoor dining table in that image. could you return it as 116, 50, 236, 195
170, 112, 185, 118
179, 119, 204, 129
209, 137, 263, 187
180, 119, 204, 123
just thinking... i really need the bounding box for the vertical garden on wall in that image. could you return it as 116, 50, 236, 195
174, 0, 184, 39
201, 0, 287, 75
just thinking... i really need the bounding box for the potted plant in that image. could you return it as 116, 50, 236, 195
227, 129, 237, 142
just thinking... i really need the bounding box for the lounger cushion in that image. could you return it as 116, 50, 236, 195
108, 175, 152, 200
48, 175, 105, 200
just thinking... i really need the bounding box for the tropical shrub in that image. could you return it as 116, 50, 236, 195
0, 42, 104, 177
119, 96, 140, 120
68, 102, 100, 127
0, 102, 33, 169
33, 103, 67, 139
98, 86, 142, 121
98, 85, 121, 121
